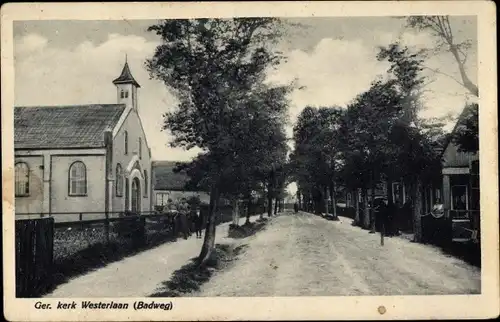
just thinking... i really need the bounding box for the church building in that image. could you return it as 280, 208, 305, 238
14, 61, 152, 222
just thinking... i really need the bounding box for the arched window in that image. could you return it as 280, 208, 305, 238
124, 131, 128, 155
139, 137, 142, 160
68, 161, 87, 196
15, 162, 30, 196
143, 170, 148, 198
116, 164, 123, 197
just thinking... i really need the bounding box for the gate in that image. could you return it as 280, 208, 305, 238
15, 217, 54, 297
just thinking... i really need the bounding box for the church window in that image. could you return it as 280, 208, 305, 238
68, 161, 87, 196
15, 162, 30, 196
143, 170, 148, 198
139, 137, 142, 160
116, 164, 123, 197
124, 131, 128, 155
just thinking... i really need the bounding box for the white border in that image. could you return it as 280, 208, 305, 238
2, 1, 498, 321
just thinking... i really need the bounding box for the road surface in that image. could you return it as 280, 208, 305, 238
194, 212, 481, 296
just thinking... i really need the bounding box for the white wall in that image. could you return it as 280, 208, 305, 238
112, 109, 152, 213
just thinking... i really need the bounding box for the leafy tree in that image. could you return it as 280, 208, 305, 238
405, 16, 478, 97
377, 43, 444, 241
146, 18, 290, 265
451, 103, 479, 153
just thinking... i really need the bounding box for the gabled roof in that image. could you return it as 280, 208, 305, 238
15, 104, 126, 149
112, 62, 141, 88
152, 160, 190, 191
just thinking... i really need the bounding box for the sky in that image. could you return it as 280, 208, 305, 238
13, 17, 478, 194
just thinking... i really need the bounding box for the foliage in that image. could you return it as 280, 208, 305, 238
451, 103, 479, 153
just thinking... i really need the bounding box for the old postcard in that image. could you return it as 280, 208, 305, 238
2, 1, 498, 321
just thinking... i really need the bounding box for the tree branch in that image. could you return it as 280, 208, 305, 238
423, 65, 465, 87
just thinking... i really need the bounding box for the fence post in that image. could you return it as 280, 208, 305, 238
79, 213, 82, 221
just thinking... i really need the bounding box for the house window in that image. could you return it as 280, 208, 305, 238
15, 162, 30, 196
116, 164, 123, 197
451, 185, 468, 211
124, 131, 128, 155
120, 90, 125, 99
392, 182, 405, 204
139, 138, 142, 160
124, 91, 129, 98
69, 161, 87, 196
143, 170, 148, 198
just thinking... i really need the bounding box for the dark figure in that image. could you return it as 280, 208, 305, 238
294, 202, 299, 213
178, 200, 190, 239
385, 202, 397, 236
192, 208, 204, 238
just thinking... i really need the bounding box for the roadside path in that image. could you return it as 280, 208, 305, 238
45, 216, 257, 298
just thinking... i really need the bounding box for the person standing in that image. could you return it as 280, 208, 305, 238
178, 199, 190, 240
294, 202, 299, 213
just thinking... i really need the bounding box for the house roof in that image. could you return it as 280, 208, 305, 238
112, 62, 141, 88
14, 104, 126, 149
152, 160, 191, 191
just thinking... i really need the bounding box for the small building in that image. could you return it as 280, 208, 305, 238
441, 107, 480, 242
14, 61, 152, 222
152, 160, 210, 211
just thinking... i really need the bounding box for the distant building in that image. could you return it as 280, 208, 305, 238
14, 61, 152, 221
152, 160, 210, 210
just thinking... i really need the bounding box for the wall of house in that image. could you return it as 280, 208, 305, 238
14, 155, 44, 214
112, 109, 152, 213
50, 154, 106, 221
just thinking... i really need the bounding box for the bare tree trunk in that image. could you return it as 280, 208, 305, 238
354, 188, 360, 225
246, 196, 252, 224
267, 180, 273, 217
274, 197, 278, 215
363, 187, 370, 229
324, 185, 329, 215
231, 198, 240, 226
197, 185, 219, 266
331, 181, 337, 219
413, 177, 423, 242
370, 173, 376, 233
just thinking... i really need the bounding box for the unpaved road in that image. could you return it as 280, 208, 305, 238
195, 212, 481, 296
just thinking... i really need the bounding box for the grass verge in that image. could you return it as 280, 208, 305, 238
227, 217, 269, 239
149, 243, 248, 297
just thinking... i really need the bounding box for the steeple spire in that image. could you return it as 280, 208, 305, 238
112, 58, 140, 88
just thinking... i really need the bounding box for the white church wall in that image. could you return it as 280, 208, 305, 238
50, 154, 106, 222
112, 109, 152, 213
14, 155, 44, 215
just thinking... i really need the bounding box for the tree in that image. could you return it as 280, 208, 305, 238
451, 103, 479, 153
146, 18, 290, 265
377, 43, 444, 242
405, 16, 478, 97
290, 106, 345, 217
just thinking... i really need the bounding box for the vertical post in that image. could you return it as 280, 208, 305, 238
79, 213, 83, 221
104, 130, 113, 244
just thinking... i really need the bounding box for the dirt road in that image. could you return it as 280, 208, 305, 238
195, 212, 480, 296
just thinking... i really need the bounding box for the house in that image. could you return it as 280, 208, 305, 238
152, 160, 210, 210
441, 107, 480, 242
14, 60, 152, 222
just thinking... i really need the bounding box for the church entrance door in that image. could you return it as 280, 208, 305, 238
131, 177, 141, 213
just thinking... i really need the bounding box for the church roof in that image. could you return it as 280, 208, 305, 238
112, 62, 141, 88
152, 160, 191, 191
14, 104, 126, 149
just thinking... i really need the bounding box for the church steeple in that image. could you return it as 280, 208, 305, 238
113, 59, 141, 88
113, 58, 140, 111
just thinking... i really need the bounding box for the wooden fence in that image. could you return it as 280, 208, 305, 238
15, 217, 54, 297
